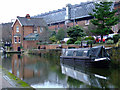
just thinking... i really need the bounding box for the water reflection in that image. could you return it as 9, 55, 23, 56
2, 54, 120, 88
2, 54, 67, 88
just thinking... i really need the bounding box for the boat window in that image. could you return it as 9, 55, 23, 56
76, 51, 83, 56
83, 51, 88, 56
76, 50, 88, 57
66, 51, 74, 56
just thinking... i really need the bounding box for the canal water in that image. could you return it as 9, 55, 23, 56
2, 53, 120, 88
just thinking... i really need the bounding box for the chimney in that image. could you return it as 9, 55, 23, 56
26, 14, 30, 19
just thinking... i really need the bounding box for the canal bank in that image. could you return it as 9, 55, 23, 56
0, 65, 34, 89
26, 47, 120, 67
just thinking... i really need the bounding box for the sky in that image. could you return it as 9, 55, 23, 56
0, 0, 93, 23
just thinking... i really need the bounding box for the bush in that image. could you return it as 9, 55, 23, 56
113, 34, 120, 43
84, 36, 95, 40
67, 39, 75, 44
106, 39, 114, 44
74, 41, 81, 45
87, 40, 93, 44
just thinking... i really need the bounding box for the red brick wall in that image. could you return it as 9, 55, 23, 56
77, 20, 86, 27
48, 25, 56, 30
37, 44, 80, 49
23, 40, 39, 49
12, 20, 22, 45
48, 20, 87, 31
23, 26, 33, 37
48, 23, 65, 30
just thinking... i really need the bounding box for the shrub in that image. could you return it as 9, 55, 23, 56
67, 39, 75, 44
84, 36, 95, 40
106, 39, 114, 44
74, 41, 81, 45
113, 34, 120, 43
87, 40, 93, 44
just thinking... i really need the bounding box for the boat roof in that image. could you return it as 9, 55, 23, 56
65, 46, 104, 51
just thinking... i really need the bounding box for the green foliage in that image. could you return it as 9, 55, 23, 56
49, 36, 57, 43
56, 29, 65, 41
77, 37, 85, 41
74, 41, 81, 45
67, 38, 75, 44
90, 2, 119, 40
87, 40, 93, 44
115, 39, 120, 47
113, 34, 120, 43
106, 39, 114, 44
67, 25, 85, 41
51, 31, 56, 36
84, 36, 95, 40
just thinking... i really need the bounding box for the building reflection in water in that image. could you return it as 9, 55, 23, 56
11, 54, 48, 83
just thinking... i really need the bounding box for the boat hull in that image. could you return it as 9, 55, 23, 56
60, 56, 110, 68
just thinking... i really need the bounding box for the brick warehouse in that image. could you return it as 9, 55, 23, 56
34, 1, 120, 33
34, 2, 95, 31
12, 14, 47, 51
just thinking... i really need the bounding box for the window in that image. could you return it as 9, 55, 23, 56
85, 20, 89, 25
34, 26, 37, 33
14, 37, 17, 43
18, 37, 20, 43
16, 26, 19, 32
40, 27, 43, 33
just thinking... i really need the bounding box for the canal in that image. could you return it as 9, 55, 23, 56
2, 53, 120, 88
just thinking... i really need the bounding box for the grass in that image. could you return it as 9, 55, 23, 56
0, 65, 34, 88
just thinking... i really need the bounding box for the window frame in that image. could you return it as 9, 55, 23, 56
16, 26, 19, 32
18, 37, 21, 43
14, 37, 17, 43
40, 27, 43, 33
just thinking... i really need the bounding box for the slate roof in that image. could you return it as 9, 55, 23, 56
17, 17, 47, 27
34, 2, 95, 24
34, 8, 66, 24
14, 33, 21, 37
24, 33, 39, 40
70, 2, 94, 19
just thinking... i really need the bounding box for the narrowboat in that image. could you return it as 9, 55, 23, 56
60, 46, 111, 67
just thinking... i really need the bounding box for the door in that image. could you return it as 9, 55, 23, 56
18, 47, 21, 51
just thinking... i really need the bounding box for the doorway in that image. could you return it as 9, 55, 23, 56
18, 47, 21, 51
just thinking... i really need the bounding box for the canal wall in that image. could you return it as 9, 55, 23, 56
0, 65, 34, 89
27, 49, 62, 58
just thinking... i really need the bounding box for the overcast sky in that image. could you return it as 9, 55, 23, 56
0, 0, 93, 23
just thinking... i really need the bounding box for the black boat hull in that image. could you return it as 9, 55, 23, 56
60, 57, 110, 68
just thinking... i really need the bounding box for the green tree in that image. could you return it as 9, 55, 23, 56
67, 25, 85, 41
56, 28, 65, 41
90, 2, 119, 41
49, 36, 57, 43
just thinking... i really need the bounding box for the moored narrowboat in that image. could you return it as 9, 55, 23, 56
60, 46, 111, 67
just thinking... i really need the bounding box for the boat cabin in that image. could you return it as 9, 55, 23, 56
60, 46, 110, 67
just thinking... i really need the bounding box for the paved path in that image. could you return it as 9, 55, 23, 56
0, 54, 13, 90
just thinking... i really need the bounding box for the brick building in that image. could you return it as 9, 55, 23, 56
34, 2, 95, 32
34, 1, 120, 33
12, 14, 47, 51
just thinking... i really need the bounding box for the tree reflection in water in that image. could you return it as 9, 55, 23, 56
2, 53, 120, 88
